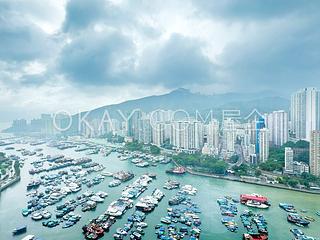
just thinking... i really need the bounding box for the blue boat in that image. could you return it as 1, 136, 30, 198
12, 225, 27, 235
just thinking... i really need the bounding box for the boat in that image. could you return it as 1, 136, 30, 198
12, 225, 27, 235
22, 208, 31, 216
31, 212, 43, 221
290, 228, 304, 238
41, 210, 52, 219
163, 180, 180, 190
243, 233, 268, 240
90, 195, 104, 203
279, 203, 297, 213
26, 180, 41, 190
181, 185, 197, 195
113, 171, 134, 182
240, 194, 269, 205
304, 216, 315, 222
21, 235, 36, 240
160, 216, 172, 224
246, 200, 269, 209
166, 167, 186, 175
136, 222, 148, 228
42, 219, 59, 228
287, 214, 310, 226
135, 161, 149, 168
109, 180, 122, 188
101, 171, 113, 177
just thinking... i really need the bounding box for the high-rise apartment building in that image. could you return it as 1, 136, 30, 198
284, 147, 294, 173
259, 128, 269, 162
310, 130, 320, 176
291, 88, 320, 141
265, 110, 288, 146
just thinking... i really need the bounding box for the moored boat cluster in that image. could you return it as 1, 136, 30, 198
156, 184, 202, 239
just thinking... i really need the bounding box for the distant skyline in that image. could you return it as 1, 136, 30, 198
1, 0, 320, 122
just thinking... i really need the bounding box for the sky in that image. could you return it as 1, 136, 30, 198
0, 0, 320, 122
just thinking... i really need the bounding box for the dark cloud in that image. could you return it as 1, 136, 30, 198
0, 2, 57, 62
219, 15, 320, 92
63, 0, 107, 31
139, 34, 217, 88
58, 32, 217, 88
58, 30, 135, 85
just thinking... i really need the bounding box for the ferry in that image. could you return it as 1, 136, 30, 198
240, 193, 269, 205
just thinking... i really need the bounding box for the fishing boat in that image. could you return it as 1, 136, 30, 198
279, 203, 297, 213
287, 213, 310, 226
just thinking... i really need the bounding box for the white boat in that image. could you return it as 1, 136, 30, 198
90, 195, 104, 203
136, 222, 148, 228
96, 191, 108, 198
181, 185, 197, 195
101, 171, 113, 177
21, 235, 35, 240
41, 210, 52, 219
31, 212, 43, 221
245, 200, 269, 209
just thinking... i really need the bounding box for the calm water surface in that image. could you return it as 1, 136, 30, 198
0, 142, 319, 240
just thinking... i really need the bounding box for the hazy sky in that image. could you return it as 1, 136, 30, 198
0, 0, 320, 121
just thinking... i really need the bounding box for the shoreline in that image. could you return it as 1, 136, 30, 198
0, 175, 21, 193
172, 160, 320, 195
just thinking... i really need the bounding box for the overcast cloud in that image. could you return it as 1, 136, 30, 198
0, 0, 320, 122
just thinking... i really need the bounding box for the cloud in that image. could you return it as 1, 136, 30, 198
217, 15, 320, 93
193, 0, 319, 21
1, 0, 320, 122
138, 34, 217, 88
0, 1, 60, 62
63, 0, 107, 31
58, 29, 135, 85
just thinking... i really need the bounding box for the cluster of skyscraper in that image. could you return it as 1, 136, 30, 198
6, 87, 320, 176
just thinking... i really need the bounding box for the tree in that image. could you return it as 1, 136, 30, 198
229, 155, 239, 164
288, 179, 299, 188
255, 169, 262, 177
14, 160, 20, 176
232, 164, 250, 176
150, 145, 160, 155
294, 151, 309, 164
173, 153, 227, 175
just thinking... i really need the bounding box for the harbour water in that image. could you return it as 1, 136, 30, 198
0, 141, 320, 240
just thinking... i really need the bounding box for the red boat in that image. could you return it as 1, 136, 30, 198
240, 194, 269, 205
243, 233, 268, 240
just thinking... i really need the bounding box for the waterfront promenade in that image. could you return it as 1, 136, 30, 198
172, 160, 320, 195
